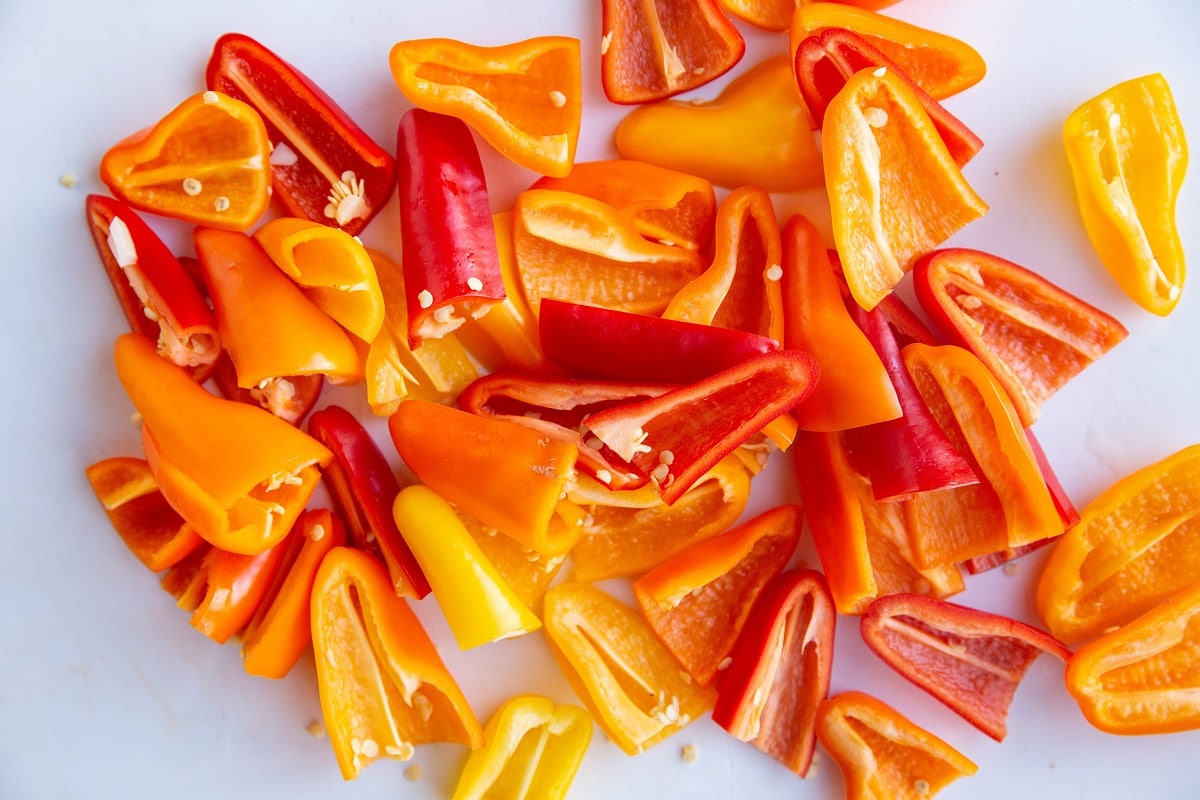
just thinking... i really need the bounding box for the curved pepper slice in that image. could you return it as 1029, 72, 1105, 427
253, 217, 384, 342
1036, 443, 1200, 645
914, 248, 1128, 427
585, 350, 818, 504
825, 68, 988, 311
861, 593, 1071, 741
388, 399, 580, 556
208, 352, 324, 426
712, 568, 835, 777
716, 0, 797, 31
615, 56, 820, 192
454, 505, 567, 611
86, 195, 221, 380
663, 186, 784, 342
600, 0, 745, 104
389, 36, 581, 178
115, 334, 329, 556
85, 456, 204, 571
452, 695, 592, 800
634, 505, 801, 686
393, 484, 542, 649
543, 581, 715, 755
816, 691, 977, 800
532, 159, 717, 253
397, 108, 506, 345
790, 3, 986, 100
241, 508, 346, 679
194, 227, 363, 388
206, 33, 396, 235
308, 405, 431, 599
311, 546, 483, 779
1064, 73, 1189, 316
100, 91, 271, 230
513, 188, 705, 316
782, 214, 900, 432
1065, 583, 1200, 735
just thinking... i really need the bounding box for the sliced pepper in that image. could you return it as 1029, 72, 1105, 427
914, 247, 1128, 427
100, 90, 271, 230
208, 351, 324, 426
532, 159, 717, 253
663, 185, 784, 342
194, 227, 363, 388
389, 36, 581, 177
861, 593, 1071, 741
1036, 443, 1200, 645
824, 67, 988, 311
816, 691, 978, 800
614, 55, 821, 192
308, 405, 431, 599
711, 568, 835, 777
311, 546, 483, 779
392, 484, 542, 650
600, 0, 745, 104
396, 108, 506, 345
716, 0, 797, 31
542, 581, 715, 755
85, 456, 204, 572
85, 194, 221, 381
206, 32, 396, 235
633, 504, 801, 685
512, 188, 705, 316
387, 399, 580, 556
585, 350, 818, 504
1065, 583, 1200, 735
454, 506, 567, 611
115, 334, 330, 555
789, 4, 986, 100
781, 214, 900, 432
1064, 73, 1189, 316
451, 695, 592, 800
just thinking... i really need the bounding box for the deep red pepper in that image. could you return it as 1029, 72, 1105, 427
584, 350, 818, 504
793, 27, 982, 167
538, 298, 780, 384
206, 33, 396, 236
860, 593, 1071, 741
85, 194, 221, 382
712, 568, 835, 777
307, 405, 431, 599
396, 108, 506, 347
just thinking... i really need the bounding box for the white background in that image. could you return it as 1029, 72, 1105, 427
2, 1, 1199, 798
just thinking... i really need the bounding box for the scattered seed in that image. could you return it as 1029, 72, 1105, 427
182, 177, 202, 196
202, 90, 220, 104
765, 264, 783, 281
549, 90, 567, 107
404, 763, 423, 781
1003, 562, 1021, 576
956, 293, 984, 310
306, 720, 325, 739
600, 31, 613, 55
418, 289, 434, 309
59, 172, 77, 188
873, 66, 888, 78
681, 743, 699, 763
466, 276, 484, 291
214, 196, 230, 212
863, 106, 889, 128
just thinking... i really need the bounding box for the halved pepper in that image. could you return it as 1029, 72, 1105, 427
206, 32, 397, 235
85, 195, 220, 381
1064, 73, 1189, 316
861, 593, 1071, 741
614, 56, 821, 192
542, 581, 716, 755
711, 568, 835, 777
311, 546, 483, 779
114, 334, 330, 555
1036, 443, 1200, 645
389, 36, 581, 177
914, 247, 1128, 427
633, 504, 802, 686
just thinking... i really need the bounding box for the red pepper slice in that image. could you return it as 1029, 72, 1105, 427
206, 33, 396, 236
397, 108, 505, 347
307, 405, 431, 600
538, 298, 779, 384
712, 568, 835, 777
860, 593, 1071, 741
85, 194, 221, 381
584, 350, 818, 504
600, 0, 746, 105
208, 351, 324, 426
794, 28, 982, 166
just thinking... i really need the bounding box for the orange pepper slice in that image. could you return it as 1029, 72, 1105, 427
718, 0, 800, 31
100, 91, 271, 230
454, 505, 566, 612
389, 36, 581, 178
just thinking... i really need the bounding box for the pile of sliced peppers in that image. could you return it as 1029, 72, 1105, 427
80, 4, 1193, 799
